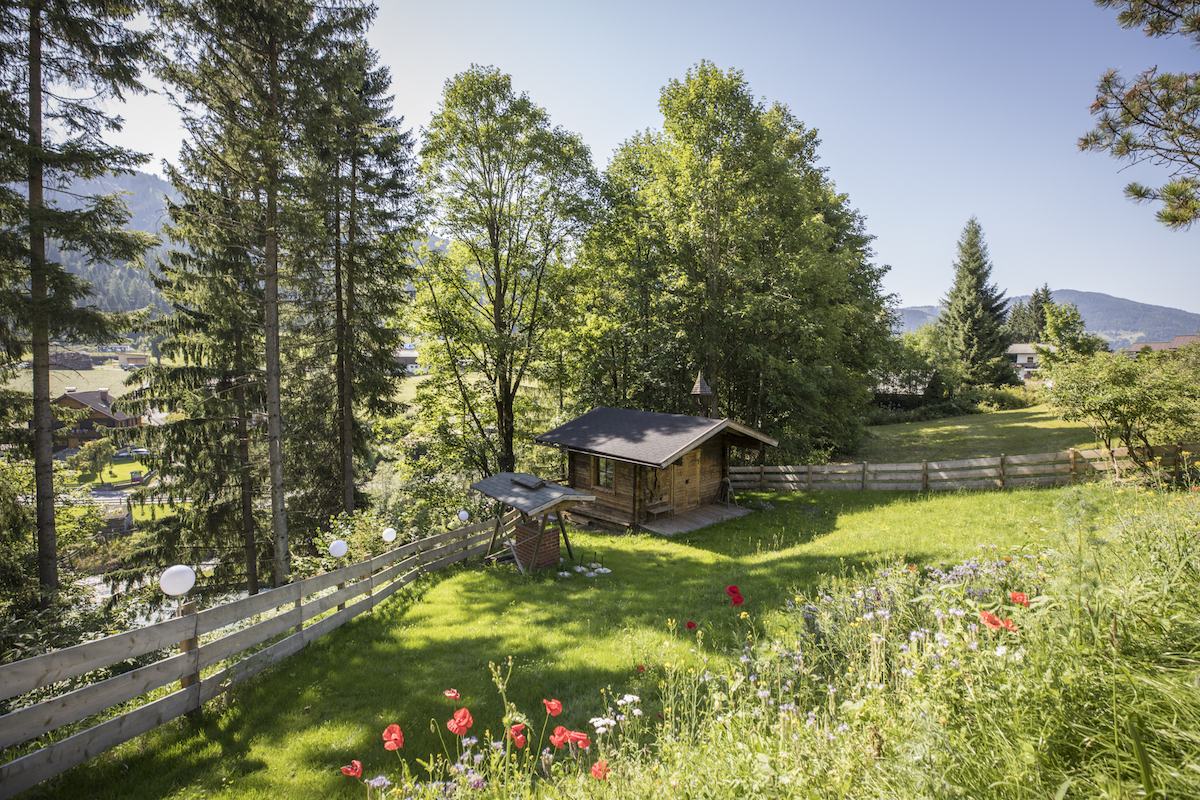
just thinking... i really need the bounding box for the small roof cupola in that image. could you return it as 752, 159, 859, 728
691, 371, 713, 417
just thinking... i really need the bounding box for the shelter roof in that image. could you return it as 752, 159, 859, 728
470, 473, 595, 517
534, 407, 778, 469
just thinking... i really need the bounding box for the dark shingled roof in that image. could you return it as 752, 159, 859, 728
54, 390, 134, 422
534, 407, 777, 469
470, 472, 595, 517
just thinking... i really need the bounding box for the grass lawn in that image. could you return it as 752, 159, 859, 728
851, 404, 1099, 463
61, 456, 150, 488
3, 365, 133, 399
48, 485, 1097, 800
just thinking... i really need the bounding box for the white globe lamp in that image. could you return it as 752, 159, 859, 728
458, 510, 469, 523
159, 564, 196, 597
382, 527, 397, 543
328, 539, 348, 559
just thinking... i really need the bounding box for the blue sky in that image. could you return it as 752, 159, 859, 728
111, 0, 1199, 313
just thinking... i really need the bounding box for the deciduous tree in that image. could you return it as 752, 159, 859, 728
416, 65, 598, 476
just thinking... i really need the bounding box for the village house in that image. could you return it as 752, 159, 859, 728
50, 387, 141, 450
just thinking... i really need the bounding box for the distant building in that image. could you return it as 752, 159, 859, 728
1123, 334, 1199, 355
49, 388, 141, 449
1007, 343, 1051, 380
117, 352, 150, 370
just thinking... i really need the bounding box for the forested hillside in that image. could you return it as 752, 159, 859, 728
46, 171, 174, 313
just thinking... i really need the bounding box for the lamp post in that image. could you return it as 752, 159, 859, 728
329, 539, 348, 610
160, 564, 199, 711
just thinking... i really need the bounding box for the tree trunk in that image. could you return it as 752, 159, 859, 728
28, 5, 58, 602
340, 160, 357, 513
265, 24, 288, 587
234, 324, 258, 596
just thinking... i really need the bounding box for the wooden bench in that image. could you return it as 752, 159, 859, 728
643, 502, 675, 520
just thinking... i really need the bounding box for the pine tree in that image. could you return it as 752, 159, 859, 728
1005, 283, 1053, 343
939, 217, 1015, 388
0, 1, 154, 599
156, 0, 372, 585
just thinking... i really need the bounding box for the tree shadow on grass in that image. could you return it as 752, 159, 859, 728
47, 491, 968, 799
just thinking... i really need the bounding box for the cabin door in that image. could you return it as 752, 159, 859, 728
673, 450, 701, 511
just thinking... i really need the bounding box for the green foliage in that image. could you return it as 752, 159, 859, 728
0, 0, 156, 598
1038, 300, 1110, 368
416, 65, 599, 476
1042, 349, 1199, 465
1081, 1, 1200, 229
938, 217, 1016, 388
67, 438, 115, 478
863, 386, 1040, 427
577, 62, 892, 462
1004, 282, 1053, 342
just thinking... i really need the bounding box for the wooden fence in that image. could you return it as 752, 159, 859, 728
730, 443, 1200, 493
0, 511, 520, 799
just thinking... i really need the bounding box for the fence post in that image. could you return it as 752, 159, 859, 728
807, 463, 813, 491
759, 462, 764, 490
921, 460, 928, 492
1068, 448, 1076, 483
861, 462, 868, 491
178, 600, 200, 717
1176, 442, 1184, 483
999, 453, 1006, 489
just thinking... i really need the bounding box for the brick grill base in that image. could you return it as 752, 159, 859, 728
512, 518, 560, 569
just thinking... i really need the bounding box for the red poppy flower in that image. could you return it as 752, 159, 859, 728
685, 621, 697, 630
637, 664, 645, 673
446, 707, 473, 736
340, 760, 362, 778
1001, 617, 1018, 632
382, 724, 403, 751
1010, 591, 1029, 608
979, 609, 1002, 631
550, 725, 570, 749
908, 565, 917, 572
543, 698, 563, 716
731, 594, 745, 607
725, 585, 741, 597
508, 722, 526, 749
443, 689, 460, 700
567, 730, 592, 749
591, 759, 610, 780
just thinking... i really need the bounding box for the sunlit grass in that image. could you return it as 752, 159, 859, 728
854, 403, 1099, 463
44, 486, 1093, 799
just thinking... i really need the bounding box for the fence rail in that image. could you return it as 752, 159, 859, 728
0, 510, 520, 799
730, 443, 1200, 493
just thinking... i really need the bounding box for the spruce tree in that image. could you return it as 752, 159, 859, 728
117, 120, 269, 595
287, 39, 416, 525
939, 217, 1015, 388
156, 0, 372, 585
0, 1, 154, 599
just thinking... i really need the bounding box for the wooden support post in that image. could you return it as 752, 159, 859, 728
999, 453, 1006, 489
861, 462, 868, 491
557, 511, 574, 561
1068, 448, 1076, 484
178, 600, 200, 717
758, 442, 765, 489
294, 597, 303, 636
337, 580, 346, 612
921, 460, 928, 492
1175, 442, 1183, 483
807, 463, 812, 491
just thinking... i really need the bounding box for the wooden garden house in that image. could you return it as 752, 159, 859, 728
534, 407, 777, 530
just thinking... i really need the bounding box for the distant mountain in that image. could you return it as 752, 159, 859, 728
45, 171, 175, 313
895, 290, 1200, 350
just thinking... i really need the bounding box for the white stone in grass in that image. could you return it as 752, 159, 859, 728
558, 571, 572, 578
584, 571, 597, 578
574, 565, 588, 572
595, 567, 612, 574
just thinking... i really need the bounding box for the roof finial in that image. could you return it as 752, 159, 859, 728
691, 371, 713, 417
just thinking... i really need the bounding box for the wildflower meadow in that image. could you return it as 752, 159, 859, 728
39, 484, 1200, 799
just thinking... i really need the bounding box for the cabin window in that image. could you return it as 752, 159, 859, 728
594, 457, 614, 490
